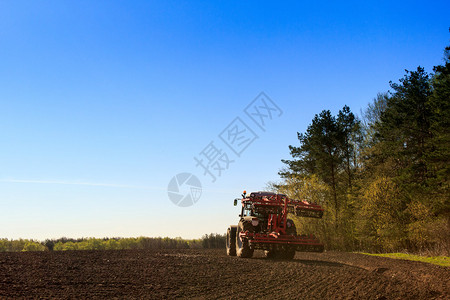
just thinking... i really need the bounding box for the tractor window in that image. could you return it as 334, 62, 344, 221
243, 207, 251, 216
251, 210, 263, 218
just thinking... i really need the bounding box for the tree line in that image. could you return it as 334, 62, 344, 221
275, 37, 450, 255
0, 234, 226, 252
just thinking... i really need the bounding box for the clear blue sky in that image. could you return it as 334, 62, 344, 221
1, 1, 449, 240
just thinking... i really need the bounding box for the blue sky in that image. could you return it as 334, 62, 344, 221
1, 1, 449, 240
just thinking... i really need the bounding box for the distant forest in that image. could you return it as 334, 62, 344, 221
0, 234, 226, 252
273, 37, 450, 255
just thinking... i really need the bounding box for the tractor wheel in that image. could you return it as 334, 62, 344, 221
226, 226, 237, 256
236, 221, 254, 258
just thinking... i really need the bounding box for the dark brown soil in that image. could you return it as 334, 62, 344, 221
0, 249, 448, 299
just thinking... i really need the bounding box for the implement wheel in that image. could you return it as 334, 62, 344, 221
281, 219, 297, 259
226, 226, 237, 256
282, 248, 296, 260
236, 221, 254, 258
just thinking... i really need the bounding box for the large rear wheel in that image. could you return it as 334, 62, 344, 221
282, 247, 296, 259
226, 226, 237, 256
236, 221, 254, 258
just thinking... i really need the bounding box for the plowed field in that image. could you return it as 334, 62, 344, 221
0, 249, 448, 299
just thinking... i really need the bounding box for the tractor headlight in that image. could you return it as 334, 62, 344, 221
251, 218, 259, 227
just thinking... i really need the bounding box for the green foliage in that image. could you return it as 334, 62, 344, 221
281, 105, 362, 250
201, 233, 226, 249
359, 252, 450, 267
363, 60, 449, 254
50, 236, 221, 251
280, 37, 450, 255
358, 177, 406, 251
1, 234, 224, 252
0, 239, 47, 252
374, 67, 433, 184
22, 241, 47, 252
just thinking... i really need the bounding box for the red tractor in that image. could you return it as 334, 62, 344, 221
227, 191, 324, 259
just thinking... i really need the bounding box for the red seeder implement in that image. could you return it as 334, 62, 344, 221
227, 191, 324, 258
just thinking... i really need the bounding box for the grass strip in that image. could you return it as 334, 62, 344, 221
358, 252, 450, 267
